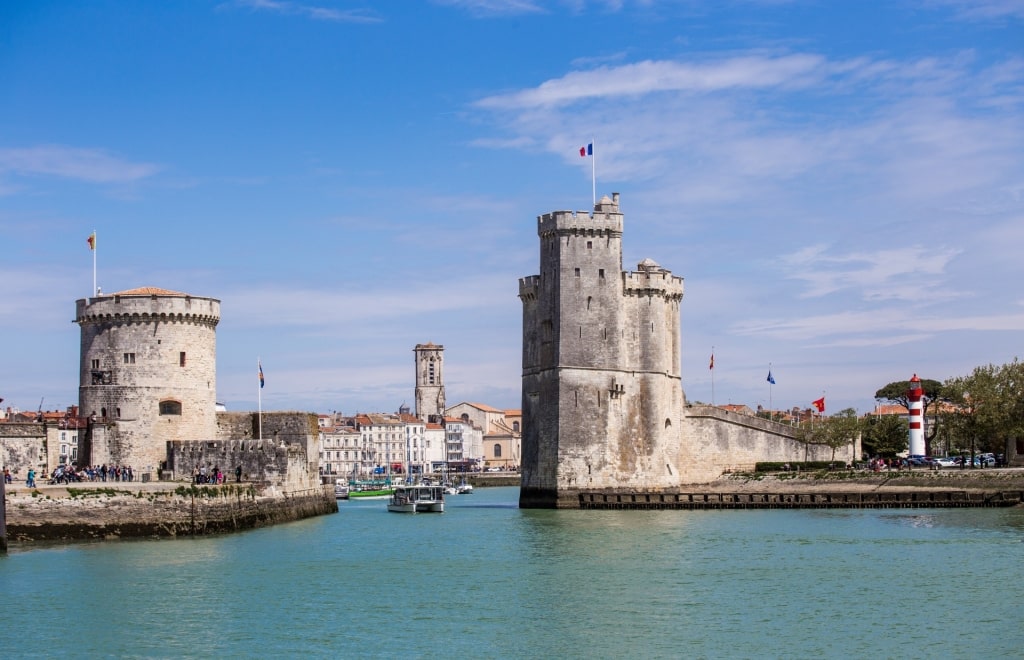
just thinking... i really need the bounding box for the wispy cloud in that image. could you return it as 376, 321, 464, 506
431, 0, 546, 17
780, 244, 962, 301
223, 0, 382, 23
0, 145, 159, 183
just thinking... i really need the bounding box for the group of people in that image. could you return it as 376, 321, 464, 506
3, 467, 37, 487
193, 464, 243, 485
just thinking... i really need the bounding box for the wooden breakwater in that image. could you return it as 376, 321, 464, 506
578, 490, 1024, 510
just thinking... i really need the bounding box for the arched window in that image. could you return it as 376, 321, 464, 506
461, 413, 470, 423
665, 417, 672, 428
494, 443, 502, 458
512, 421, 520, 433
160, 400, 182, 416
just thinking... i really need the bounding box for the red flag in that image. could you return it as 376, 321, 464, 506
709, 354, 714, 370
812, 397, 825, 413
87, 232, 96, 250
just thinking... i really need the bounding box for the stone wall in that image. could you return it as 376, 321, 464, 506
5, 485, 337, 542
0, 424, 46, 479
681, 405, 861, 482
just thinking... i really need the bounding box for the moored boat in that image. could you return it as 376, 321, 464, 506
387, 485, 445, 514
334, 479, 350, 500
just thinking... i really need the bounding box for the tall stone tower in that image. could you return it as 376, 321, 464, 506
413, 342, 445, 422
518, 194, 686, 508
76, 287, 220, 471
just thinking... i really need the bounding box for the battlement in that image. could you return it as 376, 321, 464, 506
538, 193, 624, 238
623, 267, 684, 301
75, 292, 221, 328
518, 275, 540, 301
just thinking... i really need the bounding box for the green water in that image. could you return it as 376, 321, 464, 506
2, 487, 1023, 659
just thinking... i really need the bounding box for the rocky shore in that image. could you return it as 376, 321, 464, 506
3, 480, 338, 544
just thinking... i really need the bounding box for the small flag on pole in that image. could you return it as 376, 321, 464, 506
87, 232, 96, 250
579, 143, 593, 157
258, 361, 265, 389
767, 371, 775, 385
709, 353, 714, 370
812, 397, 825, 413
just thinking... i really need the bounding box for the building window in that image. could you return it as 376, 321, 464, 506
428, 361, 435, 385
494, 443, 502, 457
512, 421, 519, 433
180, 352, 186, 367
599, 269, 605, 279
123, 352, 136, 364
587, 241, 592, 249
91, 359, 100, 369
574, 267, 580, 277
159, 400, 182, 415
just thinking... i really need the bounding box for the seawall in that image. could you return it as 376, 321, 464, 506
4, 483, 338, 543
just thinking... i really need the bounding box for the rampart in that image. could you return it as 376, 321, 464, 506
4, 485, 337, 542
682, 404, 860, 482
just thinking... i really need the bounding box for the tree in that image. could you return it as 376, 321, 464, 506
941, 358, 1024, 463
874, 377, 943, 454
794, 408, 861, 465
861, 414, 909, 457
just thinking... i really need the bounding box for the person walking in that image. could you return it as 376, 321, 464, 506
235, 465, 242, 483
27, 467, 36, 488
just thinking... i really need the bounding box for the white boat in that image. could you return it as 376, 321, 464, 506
387, 485, 445, 514
456, 481, 473, 494
334, 479, 350, 500
444, 483, 458, 496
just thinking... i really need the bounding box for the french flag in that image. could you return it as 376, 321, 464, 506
579, 143, 593, 157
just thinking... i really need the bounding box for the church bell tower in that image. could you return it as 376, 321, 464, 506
413, 343, 445, 423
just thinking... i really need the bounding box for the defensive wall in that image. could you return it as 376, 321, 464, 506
4, 484, 336, 543
0, 423, 46, 477
681, 405, 860, 482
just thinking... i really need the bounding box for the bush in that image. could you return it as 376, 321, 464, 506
755, 461, 847, 472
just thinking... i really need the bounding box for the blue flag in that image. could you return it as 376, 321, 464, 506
259, 361, 265, 388
767, 371, 775, 385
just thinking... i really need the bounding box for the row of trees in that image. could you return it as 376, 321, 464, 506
795, 358, 1023, 460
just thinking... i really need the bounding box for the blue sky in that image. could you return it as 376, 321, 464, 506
2, 0, 1022, 418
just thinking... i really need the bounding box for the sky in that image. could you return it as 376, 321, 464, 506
1, 0, 1022, 419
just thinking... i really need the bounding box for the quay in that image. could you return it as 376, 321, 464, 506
579, 489, 1024, 510
2, 480, 337, 544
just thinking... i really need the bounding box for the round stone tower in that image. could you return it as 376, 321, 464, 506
75, 287, 220, 472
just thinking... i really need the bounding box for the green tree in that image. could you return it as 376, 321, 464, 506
861, 414, 909, 457
874, 377, 943, 454
941, 358, 1024, 463
794, 408, 861, 464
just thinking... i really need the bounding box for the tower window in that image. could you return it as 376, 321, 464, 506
599, 269, 605, 279
587, 241, 592, 249
91, 359, 100, 369
180, 352, 186, 367
159, 400, 182, 415
574, 268, 580, 277
123, 352, 136, 364
428, 361, 435, 385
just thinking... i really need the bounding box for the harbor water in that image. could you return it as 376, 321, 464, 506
2, 486, 1023, 659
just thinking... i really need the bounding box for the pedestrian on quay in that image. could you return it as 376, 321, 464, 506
235, 465, 242, 483
27, 467, 36, 488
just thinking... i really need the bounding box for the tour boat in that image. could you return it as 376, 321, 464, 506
334, 479, 350, 500
387, 485, 445, 514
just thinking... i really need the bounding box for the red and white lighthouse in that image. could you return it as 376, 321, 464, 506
907, 374, 925, 456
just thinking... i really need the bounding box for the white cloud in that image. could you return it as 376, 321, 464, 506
222, 0, 381, 23
0, 145, 159, 183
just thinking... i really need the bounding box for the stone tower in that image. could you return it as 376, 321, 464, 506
76, 287, 220, 471
413, 342, 445, 422
518, 194, 686, 508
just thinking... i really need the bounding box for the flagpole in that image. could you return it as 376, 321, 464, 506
92, 230, 97, 296
591, 138, 596, 207
768, 362, 773, 421
257, 357, 263, 441
710, 346, 715, 407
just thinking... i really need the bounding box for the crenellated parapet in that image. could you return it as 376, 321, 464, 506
538, 193, 624, 239
75, 289, 220, 329
518, 275, 540, 301
623, 261, 684, 301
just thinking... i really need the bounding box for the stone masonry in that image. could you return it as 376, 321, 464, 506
76, 287, 220, 471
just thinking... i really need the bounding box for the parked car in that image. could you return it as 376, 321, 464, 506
973, 455, 996, 467
934, 457, 959, 469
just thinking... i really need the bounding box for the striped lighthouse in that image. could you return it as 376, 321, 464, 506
908, 374, 925, 456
